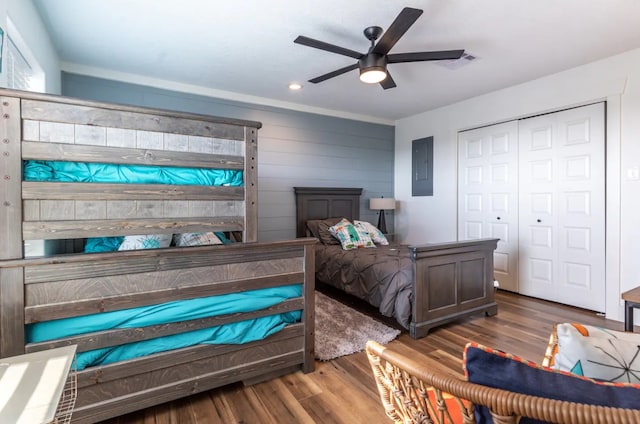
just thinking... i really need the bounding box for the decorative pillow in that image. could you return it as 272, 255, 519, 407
214, 231, 234, 244
328, 218, 375, 250
464, 342, 640, 424
551, 323, 640, 383
173, 232, 223, 247
354, 220, 389, 245
118, 234, 172, 251
84, 236, 124, 253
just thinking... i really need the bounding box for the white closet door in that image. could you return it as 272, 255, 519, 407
518, 103, 605, 311
458, 121, 519, 292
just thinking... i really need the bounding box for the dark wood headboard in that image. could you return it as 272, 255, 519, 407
294, 187, 362, 237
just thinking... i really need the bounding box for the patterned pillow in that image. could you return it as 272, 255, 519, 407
464, 342, 640, 424
173, 232, 223, 247
118, 234, 172, 250
84, 236, 125, 253
328, 218, 375, 250
551, 323, 640, 383
354, 220, 389, 245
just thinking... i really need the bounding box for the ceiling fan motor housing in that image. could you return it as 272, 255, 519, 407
359, 53, 387, 73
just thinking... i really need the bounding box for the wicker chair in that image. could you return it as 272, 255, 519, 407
365, 340, 640, 424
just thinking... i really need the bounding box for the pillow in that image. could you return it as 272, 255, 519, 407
118, 234, 172, 251
328, 218, 375, 250
354, 220, 389, 245
173, 232, 223, 247
464, 342, 640, 424
214, 231, 234, 244
305, 218, 342, 239
84, 236, 124, 253
551, 323, 640, 383
317, 221, 341, 245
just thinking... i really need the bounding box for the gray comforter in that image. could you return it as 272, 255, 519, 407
315, 244, 414, 328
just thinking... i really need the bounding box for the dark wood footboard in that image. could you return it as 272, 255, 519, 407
409, 238, 499, 338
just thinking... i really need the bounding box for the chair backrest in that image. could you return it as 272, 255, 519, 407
365, 340, 640, 424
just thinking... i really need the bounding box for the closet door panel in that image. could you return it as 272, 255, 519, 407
518, 103, 605, 311
458, 121, 519, 292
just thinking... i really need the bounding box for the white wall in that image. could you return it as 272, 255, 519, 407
0, 0, 60, 93
395, 47, 640, 322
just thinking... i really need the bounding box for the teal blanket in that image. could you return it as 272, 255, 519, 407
23, 160, 243, 186
27, 284, 302, 370
22, 160, 243, 253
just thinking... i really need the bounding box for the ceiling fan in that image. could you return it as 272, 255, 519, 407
294, 7, 465, 89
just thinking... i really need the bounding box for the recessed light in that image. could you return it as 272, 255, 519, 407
288, 82, 303, 91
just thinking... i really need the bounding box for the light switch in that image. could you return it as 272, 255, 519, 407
627, 167, 639, 181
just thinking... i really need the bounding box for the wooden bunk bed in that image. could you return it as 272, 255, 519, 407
0, 88, 315, 423
294, 187, 497, 338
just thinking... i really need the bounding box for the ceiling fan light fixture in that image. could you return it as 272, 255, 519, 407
359, 67, 387, 84
359, 53, 387, 84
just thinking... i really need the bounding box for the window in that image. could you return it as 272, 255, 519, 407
4, 17, 45, 92
6, 35, 33, 90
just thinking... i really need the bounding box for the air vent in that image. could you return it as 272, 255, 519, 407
435, 53, 477, 70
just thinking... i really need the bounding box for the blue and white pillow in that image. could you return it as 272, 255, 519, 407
328, 218, 375, 250
173, 232, 223, 247
354, 220, 389, 245
118, 234, 172, 251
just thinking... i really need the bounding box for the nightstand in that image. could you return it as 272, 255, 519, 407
622, 286, 640, 331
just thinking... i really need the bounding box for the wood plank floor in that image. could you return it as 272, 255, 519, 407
100, 290, 622, 424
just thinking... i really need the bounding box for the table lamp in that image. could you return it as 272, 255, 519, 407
369, 197, 395, 234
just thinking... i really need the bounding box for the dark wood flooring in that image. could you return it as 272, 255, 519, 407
100, 290, 621, 424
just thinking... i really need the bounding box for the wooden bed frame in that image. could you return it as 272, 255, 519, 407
294, 187, 497, 339
0, 88, 315, 423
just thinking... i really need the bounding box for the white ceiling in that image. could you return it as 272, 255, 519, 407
33, 0, 640, 123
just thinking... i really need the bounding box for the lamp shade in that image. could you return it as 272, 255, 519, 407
370, 197, 395, 210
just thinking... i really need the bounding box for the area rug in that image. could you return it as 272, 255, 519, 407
315, 291, 401, 361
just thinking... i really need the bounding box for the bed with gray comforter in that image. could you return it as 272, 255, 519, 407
315, 243, 414, 328
294, 187, 499, 338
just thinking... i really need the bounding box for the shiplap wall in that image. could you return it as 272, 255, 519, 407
61, 73, 395, 241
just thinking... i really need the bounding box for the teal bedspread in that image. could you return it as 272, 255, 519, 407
27, 284, 302, 370
22, 160, 244, 253
23, 160, 243, 186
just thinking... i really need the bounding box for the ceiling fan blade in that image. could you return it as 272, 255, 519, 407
294, 36, 363, 59
387, 50, 465, 63
372, 7, 423, 55
380, 72, 396, 90
308, 63, 359, 83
